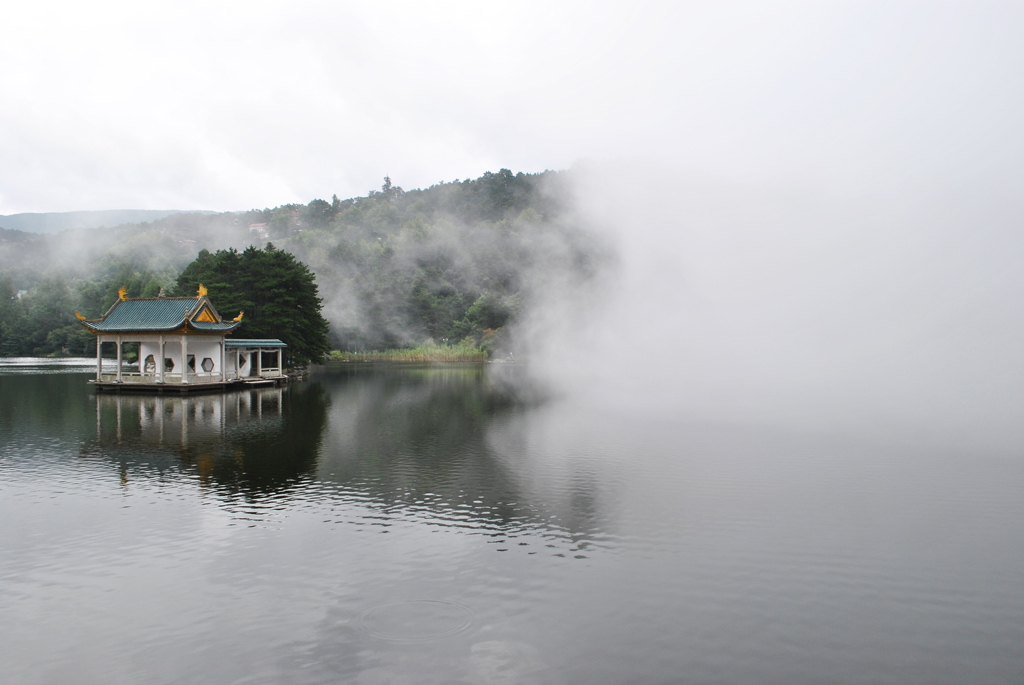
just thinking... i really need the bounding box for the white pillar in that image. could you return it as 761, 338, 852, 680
181, 335, 188, 384
116, 335, 122, 383
96, 337, 102, 382
256, 348, 262, 378
158, 336, 165, 383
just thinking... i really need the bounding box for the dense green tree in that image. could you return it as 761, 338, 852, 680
302, 199, 333, 229
174, 244, 330, 365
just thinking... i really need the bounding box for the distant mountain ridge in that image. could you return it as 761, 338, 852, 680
0, 209, 216, 234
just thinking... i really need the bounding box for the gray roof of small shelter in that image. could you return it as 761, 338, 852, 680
225, 339, 287, 348
80, 296, 241, 334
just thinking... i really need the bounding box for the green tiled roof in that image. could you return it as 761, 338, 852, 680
80, 297, 241, 334
225, 339, 287, 348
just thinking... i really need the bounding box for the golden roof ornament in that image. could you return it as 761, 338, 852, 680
118, 286, 127, 301
75, 310, 86, 321
197, 283, 208, 299
233, 311, 244, 322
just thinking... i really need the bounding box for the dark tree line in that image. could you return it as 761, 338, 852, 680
0, 265, 169, 357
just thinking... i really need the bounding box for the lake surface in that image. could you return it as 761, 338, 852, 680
1, 361, 1022, 684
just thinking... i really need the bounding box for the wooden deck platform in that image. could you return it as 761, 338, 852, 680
90, 377, 289, 394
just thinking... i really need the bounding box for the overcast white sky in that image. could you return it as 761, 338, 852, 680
2, 1, 1021, 213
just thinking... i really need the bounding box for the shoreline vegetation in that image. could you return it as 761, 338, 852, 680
326, 343, 489, 363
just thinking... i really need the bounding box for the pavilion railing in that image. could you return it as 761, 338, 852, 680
96, 365, 284, 384
222, 367, 283, 380
98, 371, 226, 384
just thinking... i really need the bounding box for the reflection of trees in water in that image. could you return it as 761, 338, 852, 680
74, 365, 606, 550
81, 383, 330, 498
312, 365, 606, 550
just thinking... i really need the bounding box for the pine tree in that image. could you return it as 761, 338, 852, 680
174, 244, 330, 365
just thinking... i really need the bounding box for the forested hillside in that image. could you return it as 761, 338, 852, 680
0, 169, 605, 357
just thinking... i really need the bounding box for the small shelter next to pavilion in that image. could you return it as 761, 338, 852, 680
225, 339, 288, 380
79, 286, 288, 392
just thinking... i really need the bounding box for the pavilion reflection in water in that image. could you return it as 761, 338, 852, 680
95, 386, 285, 447
88, 368, 607, 553
95, 384, 284, 444
89, 383, 328, 494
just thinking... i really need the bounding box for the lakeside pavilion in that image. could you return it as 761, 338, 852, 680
78, 286, 287, 392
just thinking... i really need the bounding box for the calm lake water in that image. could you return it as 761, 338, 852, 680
1, 361, 1022, 684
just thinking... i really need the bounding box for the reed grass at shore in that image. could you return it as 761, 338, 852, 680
326, 344, 488, 363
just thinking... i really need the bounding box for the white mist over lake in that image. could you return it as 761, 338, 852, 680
521, 164, 1024, 454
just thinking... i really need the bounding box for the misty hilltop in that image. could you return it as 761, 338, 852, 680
0, 209, 211, 234
0, 169, 607, 357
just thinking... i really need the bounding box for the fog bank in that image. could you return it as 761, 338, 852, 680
520, 163, 1023, 453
